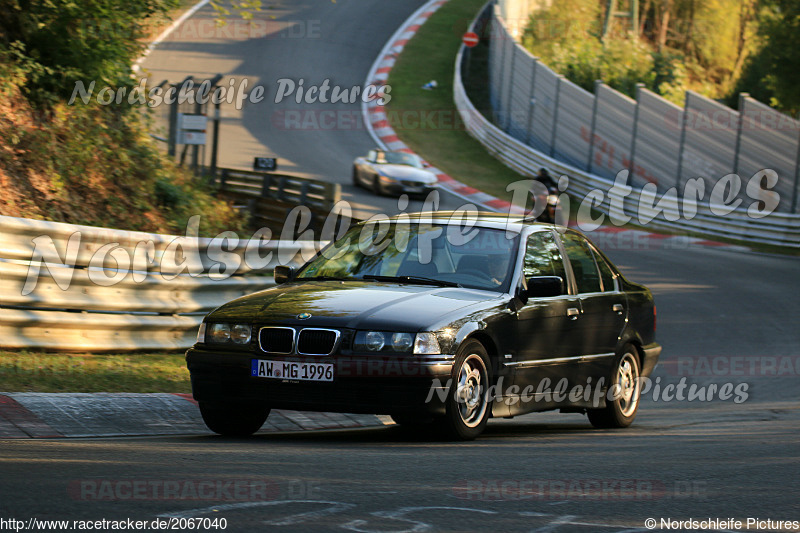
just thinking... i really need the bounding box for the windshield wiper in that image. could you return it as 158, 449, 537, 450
298, 276, 361, 282
361, 275, 461, 288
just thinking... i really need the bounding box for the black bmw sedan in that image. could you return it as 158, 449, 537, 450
186, 212, 661, 440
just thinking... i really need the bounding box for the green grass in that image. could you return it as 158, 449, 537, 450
0, 351, 191, 393
386, 0, 525, 203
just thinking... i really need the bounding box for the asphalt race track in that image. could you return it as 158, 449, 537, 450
1, 1, 799, 531
141, 0, 468, 221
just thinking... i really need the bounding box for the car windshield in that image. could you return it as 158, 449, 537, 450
383, 151, 424, 168
296, 222, 520, 292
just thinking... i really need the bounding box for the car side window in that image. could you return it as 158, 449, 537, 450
592, 248, 618, 292
523, 232, 567, 288
561, 232, 602, 294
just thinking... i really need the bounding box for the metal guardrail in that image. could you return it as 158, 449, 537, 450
217, 169, 344, 234
454, 7, 800, 248
0, 214, 321, 352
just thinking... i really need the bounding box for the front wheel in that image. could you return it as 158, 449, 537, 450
587, 344, 641, 428
372, 175, 383, 195
199, 401, 270, 436
352, 166, 360, 187
442, 339, 492, 440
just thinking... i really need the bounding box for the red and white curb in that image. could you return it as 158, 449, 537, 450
361, 0, 524, 214
360, 0, 749, 252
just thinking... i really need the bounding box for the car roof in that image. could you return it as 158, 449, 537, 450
377, 211, 559, 233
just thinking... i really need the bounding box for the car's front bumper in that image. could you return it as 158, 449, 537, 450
379, 177, 437, 196
186, 347, 455, 416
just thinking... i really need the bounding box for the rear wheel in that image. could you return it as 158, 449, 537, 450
442, 339, 492, 440
587, 344, 641, 428
199, 401, 270, 436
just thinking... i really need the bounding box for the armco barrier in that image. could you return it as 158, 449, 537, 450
454, 6, 800, 248
217, 169, 344, 235
0, 215, 321, 351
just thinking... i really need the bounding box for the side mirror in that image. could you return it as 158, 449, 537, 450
274, 265, 295, 285
523, 276, 563, 298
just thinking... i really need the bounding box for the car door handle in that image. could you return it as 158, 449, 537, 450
567, 308, 580, 320
613, 304, 624, 314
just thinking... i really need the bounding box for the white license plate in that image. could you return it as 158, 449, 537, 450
251, 359, 334, 382
404, 186, 423, 193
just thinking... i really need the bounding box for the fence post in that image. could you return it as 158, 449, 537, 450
587, 80, 603, 173
167, 84, 178, 158
549, 75, 563, 158
191, 96, 202, 173
525, 59, 539, 147
676, 91, 691, 189
793, 128, 800, 213
733, 93, 747, 176
496, 20, 509, 128
628, 83, 645, 185
504, 45, 517, 132
210, 96, 221, 182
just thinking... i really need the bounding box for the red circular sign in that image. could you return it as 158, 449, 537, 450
462, 31, 479, 48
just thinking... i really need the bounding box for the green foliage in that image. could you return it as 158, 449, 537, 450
735, 0, 800, 114
0, 0, 177, 104
523, 0, 768, 105
0, 77, 246, 235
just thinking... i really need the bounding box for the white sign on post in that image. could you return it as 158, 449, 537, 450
179, 130, 207, 145
178, 113, 208, 145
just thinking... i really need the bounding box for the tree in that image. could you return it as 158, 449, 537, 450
0, 0, 177, 104
756, 0, 800, 113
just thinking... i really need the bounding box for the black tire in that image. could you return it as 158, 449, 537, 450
390, 413, 435, 427
352, 166, 360, 187
587, 344, 641, 428
442, 339, 492, 440
199, 401, 270, 436
372, 175, 383, 195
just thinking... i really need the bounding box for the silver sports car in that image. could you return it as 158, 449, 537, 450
352, 149, 438, 196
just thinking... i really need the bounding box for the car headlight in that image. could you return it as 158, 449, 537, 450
196, 322, 207, 343
413, 332, 441, 355
207, 323, 252, 345
354, 331, 415, 353
365, 331, 385, 351
392, 333, 414, 351
230, 324, 252, 344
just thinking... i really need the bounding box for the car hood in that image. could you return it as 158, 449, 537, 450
376, 164, 437, 183
206, 280, 501, 331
